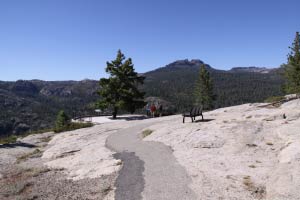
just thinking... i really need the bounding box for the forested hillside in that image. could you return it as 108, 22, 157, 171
0, 59, 284, 137
0, 80, 98, 137
143, 59, 284, 111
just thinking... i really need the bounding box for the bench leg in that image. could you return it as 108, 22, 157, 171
191, 117, 194, 123
202, 114, 204, 121
183, 117, 185, 123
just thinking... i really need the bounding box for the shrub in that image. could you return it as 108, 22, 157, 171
264, 96, 285, 103
0, 121, 93, 144
17, 149, 42, 163
0, 135, 17, 144
142, 129, 153, 138
24, 128, 54, 136
54, 110, 70, 132
0, 128, 54, 145
54, 122, 93, 133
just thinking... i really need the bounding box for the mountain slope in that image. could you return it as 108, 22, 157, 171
143, 59, 284, 110
0, 80, 99, 137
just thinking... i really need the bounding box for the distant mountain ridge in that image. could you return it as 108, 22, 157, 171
153, 59, 278, 74
229, 66, 276, 73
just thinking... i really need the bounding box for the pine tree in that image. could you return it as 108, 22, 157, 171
194, 64, 214, 109
98, 50, 145, 119
55, 110, 70, 132
283, 32, 300, 94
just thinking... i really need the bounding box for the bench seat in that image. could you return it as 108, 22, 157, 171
182, 106, 203, 123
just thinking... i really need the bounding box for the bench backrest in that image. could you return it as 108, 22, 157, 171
190, 106, 203, 116
197, 105, 203, 115
189, 107, 196, 115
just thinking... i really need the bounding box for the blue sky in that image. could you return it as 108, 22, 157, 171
0, 0, 299, 81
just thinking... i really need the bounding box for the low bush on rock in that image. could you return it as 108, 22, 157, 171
54, 122, 93, 133
0, 135, 17, 144
54, 110, 93, 133
142, 129, 153, 138
264, 96, 285, 103
17, 149, 42, 163
0, 111, 93, 144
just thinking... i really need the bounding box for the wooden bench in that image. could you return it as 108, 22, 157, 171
182, 106, 204, 123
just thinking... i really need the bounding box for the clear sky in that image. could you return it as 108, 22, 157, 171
0, 0, 299, 81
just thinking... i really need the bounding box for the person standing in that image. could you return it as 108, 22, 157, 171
159, 105, 163, 117
150, 104, 156, 118
145, 103, 150, 116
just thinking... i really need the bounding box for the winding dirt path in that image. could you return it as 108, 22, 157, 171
106, 122, 196, 200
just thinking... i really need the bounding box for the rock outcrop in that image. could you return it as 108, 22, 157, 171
145, 99, 300, 200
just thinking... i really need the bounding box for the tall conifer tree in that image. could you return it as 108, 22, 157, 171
283, 32, 300, 94
98, 50, 145, 119
194, 64, 214, 109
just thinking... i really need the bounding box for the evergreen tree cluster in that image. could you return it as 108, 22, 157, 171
98, 50, 146, 118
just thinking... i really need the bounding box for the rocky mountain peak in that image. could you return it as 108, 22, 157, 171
162, 59, 215, 72
166, 59, 204, 67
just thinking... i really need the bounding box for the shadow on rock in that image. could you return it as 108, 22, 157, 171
0, 142, 37, 149
109, 116, 148, 121
194, 119, 215, 123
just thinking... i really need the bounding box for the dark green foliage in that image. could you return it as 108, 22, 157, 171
54, 110, 70, 132
283, 32, 300, 94
54, 122, 93, 133
98, 50, 146, 118
54, 109, 94, 133
0, 79, 98, 137
264, 96, 285, 103
0, 135, 17, 144
24, 128, 54, 136
143, 60, 284, 112
194, 64, 214, 109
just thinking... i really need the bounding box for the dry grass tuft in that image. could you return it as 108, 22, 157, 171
7, 182, 33, 195
27, 167, 51, 177
142, 129, 153, 138
243, 176, 266, 199
243, 176, 253, 187
17, 149, 42, 163
40, 136, 52, 143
